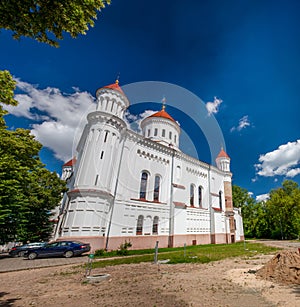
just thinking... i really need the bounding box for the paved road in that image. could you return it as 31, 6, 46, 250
0, 253, 89, 273
0, 240, 299, 274
249, 239, 300, 250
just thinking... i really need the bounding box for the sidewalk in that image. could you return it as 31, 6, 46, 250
0, 253, 89, 273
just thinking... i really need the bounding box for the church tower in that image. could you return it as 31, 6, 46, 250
216, 148, 235, 242
74, 80, 129, 191
60, 80, 129, 245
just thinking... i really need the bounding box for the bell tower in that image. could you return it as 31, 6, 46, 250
74, 80, 129, 192
60, 80, 129, 246
216, 148, 235, 242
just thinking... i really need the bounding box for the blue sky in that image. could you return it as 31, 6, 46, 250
1, 0, 299, 200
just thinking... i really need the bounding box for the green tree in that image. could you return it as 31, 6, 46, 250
266, 180, 300, 240
232, 185, 269, 238
0, 72, 66, 244
0, 126, 67, 244
0, 0, 110, 47
0, 70, 18, 124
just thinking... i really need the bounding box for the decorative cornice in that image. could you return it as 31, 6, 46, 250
186, 166, 207, 178
87, 111, 127, 131
130, 198, 167, 205
68, 188, 113, 198
136, 149, 170, 165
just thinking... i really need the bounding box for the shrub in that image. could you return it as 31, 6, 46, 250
94, 249, 106, 257
116, 240, 132, 256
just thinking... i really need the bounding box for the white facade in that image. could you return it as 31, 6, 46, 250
54, 81, 244, 251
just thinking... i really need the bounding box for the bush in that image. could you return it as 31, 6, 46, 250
94, 249, 106, 257
116, 240, 132, 256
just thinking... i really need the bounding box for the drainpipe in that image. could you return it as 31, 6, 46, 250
105, 131, 127, 251
168, 147, 175, 248
208, 165, 214, 244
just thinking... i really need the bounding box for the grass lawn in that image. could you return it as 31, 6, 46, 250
90, 242, 279, 269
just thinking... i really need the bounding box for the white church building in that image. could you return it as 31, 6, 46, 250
54, 81, 244, 251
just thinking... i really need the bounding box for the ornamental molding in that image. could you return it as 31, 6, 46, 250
127, 130, 175, 155
68, 188, 113, 198
186, 166, 207, 178
136, 149, 170, 165
87, 111, 127, 130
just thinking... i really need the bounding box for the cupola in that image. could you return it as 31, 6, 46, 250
140, 104, 180, 148
95, 80, 129, 118
216, 148, 230, 172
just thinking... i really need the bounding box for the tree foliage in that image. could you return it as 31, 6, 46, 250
0, 70, 18, 125
0, 76, 67, 244
0, 0, 110, 47
233, 181, 300, 240
266, 180, 300, 240
232, 185, 268, 238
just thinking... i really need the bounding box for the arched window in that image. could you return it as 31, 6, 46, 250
219, 191, 222, 209
198, 186, 202, 207
152, 216, 159, 234
136, 215, 144, 235
190, 184, 195, 206
140, 172, 148, 199
153, 175, 160, 202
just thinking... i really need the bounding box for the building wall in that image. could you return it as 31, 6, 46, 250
55, 87, 244, 251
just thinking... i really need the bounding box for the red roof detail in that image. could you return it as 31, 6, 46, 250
216, 148, 230, 159
149, 109, 176, 123
63, 158, 76, 167
103, 81, 125, 95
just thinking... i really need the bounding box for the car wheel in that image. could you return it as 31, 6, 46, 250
28, 252, 37, 260
18, 251, 26, 257
64, 250, 74, 258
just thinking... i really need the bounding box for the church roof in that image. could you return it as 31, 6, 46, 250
149, 108, 176, 123
63, 158, 76, 167
103, 80, 125, 95
216, 148, 230, 159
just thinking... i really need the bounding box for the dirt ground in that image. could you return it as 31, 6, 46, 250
0, 245, 299, 306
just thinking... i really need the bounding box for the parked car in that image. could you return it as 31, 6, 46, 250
9, 242, 47, 257
24, 241, 91, 260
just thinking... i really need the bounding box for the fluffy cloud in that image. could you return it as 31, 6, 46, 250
205, 97, 223, 116
125, 109, 156, 133
256, 193, 269, 203
3, 79, 95, 162
230, 115, 251, 132
255, 140, 300, 178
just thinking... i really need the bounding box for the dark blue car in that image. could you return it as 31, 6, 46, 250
9, 242, 47, 257
24, 240, 91, 259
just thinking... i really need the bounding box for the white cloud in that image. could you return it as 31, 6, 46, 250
205, 97, 223, 116
3, 79, 96, 162
256, 193, 269, 202
255, 140, 300, 178
125, 109, 156, 133
230, 115, 251, 132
